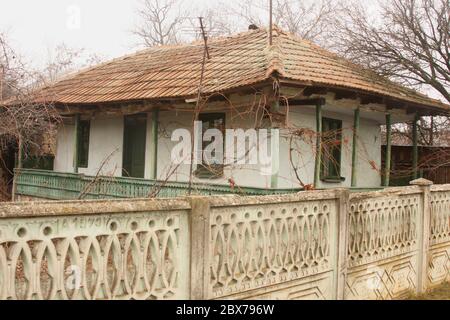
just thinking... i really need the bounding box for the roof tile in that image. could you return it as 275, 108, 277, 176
35, 27, 448, 111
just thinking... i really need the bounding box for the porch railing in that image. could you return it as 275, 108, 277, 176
14, 168, 301, 200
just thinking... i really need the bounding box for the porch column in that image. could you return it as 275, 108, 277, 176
11, 135, 23, 201
412, 113, 419, 179
383, 113, 392, 187
314, 101, 324, 188
351, 108, 360, 187
149, 108, 159, 180
73, 114, 80, 173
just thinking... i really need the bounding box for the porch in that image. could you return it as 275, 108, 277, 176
13, 168, 303, 200
14, 168, 384, 201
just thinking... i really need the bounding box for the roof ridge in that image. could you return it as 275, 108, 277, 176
27, 25, 449, 110
264, 25, 286, 78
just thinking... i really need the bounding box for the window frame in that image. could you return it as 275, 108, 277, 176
76, 119, 90, 169
195, 112, 226, 179
320, 117, 343, 182
122, 113, 147, 178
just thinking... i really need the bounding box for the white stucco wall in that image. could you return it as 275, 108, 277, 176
54, 123, 75, 173
54, 115, 124, 177
354, 118, 382, 188
155, 110, 277, 188
53, 97, 386, 189
277, 104, 382, 189
78, 116, 124, 177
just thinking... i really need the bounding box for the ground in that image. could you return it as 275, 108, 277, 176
406, 282, 450, 300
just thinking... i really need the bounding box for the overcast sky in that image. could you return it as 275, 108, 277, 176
0, 0, 368, 66
1, 1, 444, 102
1, 0, 260, 66
1, 0, 148, 63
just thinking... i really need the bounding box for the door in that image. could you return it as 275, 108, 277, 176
122, 114, 147, 178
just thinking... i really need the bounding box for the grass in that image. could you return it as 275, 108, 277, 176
406, 282, 450, 300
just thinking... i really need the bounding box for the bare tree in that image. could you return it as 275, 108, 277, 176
133, 0, 187, 46
185, 7, 237, 40
0, 31, 63, 200
41, 44, 104, 84
132, 0, 343, 47
1, 34, 102, 155
223, 0, 340, 45
332, 0, 450, 147
334, 0, 450, 103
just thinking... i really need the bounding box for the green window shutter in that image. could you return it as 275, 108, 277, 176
122, 114, 147, 178
77, 120, 90, 168
321, 117, 343, 181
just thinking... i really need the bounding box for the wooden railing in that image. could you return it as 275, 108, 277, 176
14, 169, 300, 200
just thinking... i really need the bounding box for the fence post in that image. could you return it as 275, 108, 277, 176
410, 178, 433, 294
189, 196, 211, 300
334, 189, 350, 300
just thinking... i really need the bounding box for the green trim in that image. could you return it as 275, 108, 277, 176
412, 113, 419, 179
76, 119, 90, 169
15, 168, 302, 200
314, 103, 323, 187
150, 108, 159, 179
383, 113, 392, 187
321, 117, 342, 181
351, 108, 360, 187
122, 114, 147, 178
73, 114, 80, 173
321, 177, 345, 183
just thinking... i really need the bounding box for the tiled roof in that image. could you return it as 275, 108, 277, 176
36, 27, 449, 111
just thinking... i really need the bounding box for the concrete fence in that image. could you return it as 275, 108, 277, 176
0, 180, 449, 300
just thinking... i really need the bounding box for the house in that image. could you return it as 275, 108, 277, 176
381, 134, 450, 185
14, 26, 450, 200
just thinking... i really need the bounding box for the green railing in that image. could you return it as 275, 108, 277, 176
15, 168, 302, 200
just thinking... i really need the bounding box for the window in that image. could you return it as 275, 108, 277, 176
195, 113, 225, 179
122, 114, 147, 178
77, 120, 90, 168
321, 117, 342, 181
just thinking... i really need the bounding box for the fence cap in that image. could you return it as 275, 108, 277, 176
409, 178, 433, 186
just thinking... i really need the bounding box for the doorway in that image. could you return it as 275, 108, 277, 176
122, 114, 147, 178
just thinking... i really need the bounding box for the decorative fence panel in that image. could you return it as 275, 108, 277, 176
1, 180, 449, 300
428, 185, 450, 288
205, 193, 341, 300
346, 188, 422, 299
0, 199, 191, 300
